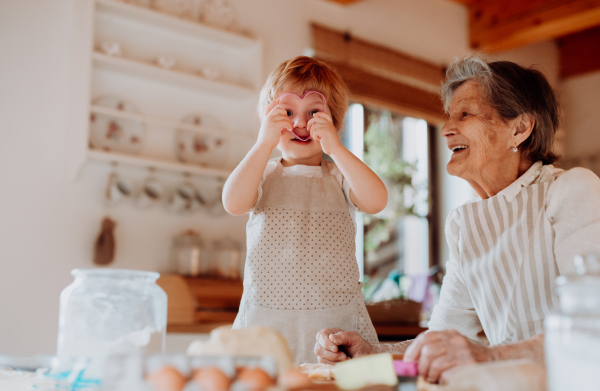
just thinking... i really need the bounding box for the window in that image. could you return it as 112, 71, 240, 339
340, 104, 431, 281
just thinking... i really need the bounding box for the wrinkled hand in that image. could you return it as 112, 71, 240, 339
257, 100, 292, 150
308, 112, 343, 156
404, 330, 493, 384
314, 328, 374, 364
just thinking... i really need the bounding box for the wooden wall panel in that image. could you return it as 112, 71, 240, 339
311, 24, 446, 123
312, 23, 445, 88
559, 26, 600, 78
321, 59, 446, 124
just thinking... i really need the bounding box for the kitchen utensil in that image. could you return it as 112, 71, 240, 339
167, 181, 197, 213
94, 216, 116, 265
136, 175, 163, 210
169, 230, 207, 276
277, 91, 326, 141
105, 171, 134, 205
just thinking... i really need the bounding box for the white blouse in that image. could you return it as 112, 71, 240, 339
428, 162, 600, 345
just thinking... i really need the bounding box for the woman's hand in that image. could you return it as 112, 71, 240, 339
404, 330, 492, 384
257, 100, 292, 150
308, 112, 343, 156
314, 328, 374, 364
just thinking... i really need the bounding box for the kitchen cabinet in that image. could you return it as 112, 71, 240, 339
158, 275, 427, 339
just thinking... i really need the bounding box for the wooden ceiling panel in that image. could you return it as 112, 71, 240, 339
467, 0, 600, 52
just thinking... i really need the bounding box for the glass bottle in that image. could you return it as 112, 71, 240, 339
545, 255, 600, 390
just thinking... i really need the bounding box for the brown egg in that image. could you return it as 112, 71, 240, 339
146, 366, 187, 391
192, 367, 231, 391
236, 367, 275, 390
278, 368, 312, 389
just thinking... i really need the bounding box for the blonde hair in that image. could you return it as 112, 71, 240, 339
258, 56, 348, 131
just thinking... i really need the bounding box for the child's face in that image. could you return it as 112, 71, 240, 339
275, 84, 331, 163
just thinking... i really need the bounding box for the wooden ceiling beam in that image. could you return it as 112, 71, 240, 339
321, 0, 364, 4
318, 59, 446, 125
559, 25, 600, 78
468, 0, 600, 52
311, 23, 445, 88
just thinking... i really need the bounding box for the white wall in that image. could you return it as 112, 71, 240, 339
0, 0, 562, 354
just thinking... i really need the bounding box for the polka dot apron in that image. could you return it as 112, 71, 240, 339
232, 159, 378, 364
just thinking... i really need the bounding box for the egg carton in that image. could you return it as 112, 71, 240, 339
144, 354, 278, 391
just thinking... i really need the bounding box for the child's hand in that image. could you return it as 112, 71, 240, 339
257, 100, 292, 150
308, 112, 344, 156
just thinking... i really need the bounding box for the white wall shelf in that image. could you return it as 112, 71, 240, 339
90, 105, 256, 139
69, 0, 262, 181
88, 149, 232, 179
92, 53, 255, 99
95, 0, 258, 51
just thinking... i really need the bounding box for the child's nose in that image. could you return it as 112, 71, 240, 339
292, 113, 311, 128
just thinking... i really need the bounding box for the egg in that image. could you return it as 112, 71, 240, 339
146, 366, 187, 391
192, 367, 231, 391
278, 368, 312, 389
236, 367, 275, 390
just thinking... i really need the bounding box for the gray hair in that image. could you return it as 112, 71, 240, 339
440, 55, 560, 165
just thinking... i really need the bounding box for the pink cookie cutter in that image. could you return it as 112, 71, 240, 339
393, 360, 419, 377
276, 90, 326, 142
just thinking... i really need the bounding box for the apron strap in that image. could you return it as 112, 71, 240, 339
273, 157, 284, 175
320, 159, 331, 176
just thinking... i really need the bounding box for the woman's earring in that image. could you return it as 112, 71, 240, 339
512, 147, 519, 153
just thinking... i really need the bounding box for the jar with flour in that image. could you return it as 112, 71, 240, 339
545, 255, 600, 390
57, 269, 167, 363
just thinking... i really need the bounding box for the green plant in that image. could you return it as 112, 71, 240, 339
363, 111, 417, 253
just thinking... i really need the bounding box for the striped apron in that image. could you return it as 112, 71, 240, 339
455, 180, 561, 345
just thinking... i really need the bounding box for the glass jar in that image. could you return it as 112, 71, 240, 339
213, 237, 243, 280
57, 269, 167, 360
170, 230, 207, 276
545, 255, 600, 390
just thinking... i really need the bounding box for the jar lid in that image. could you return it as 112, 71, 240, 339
173, 229, 204, 246
71, 268, 160, 282
213, 237, 241, 250
556, 254, 600, 287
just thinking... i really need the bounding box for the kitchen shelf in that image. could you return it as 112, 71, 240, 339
88, 149, 232, 179
93, 52, 255, 99
90, 105, 258, 139
95, 0, 258, 51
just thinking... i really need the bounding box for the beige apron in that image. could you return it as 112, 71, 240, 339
233, 158, 378, 364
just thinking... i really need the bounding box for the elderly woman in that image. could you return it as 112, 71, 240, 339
314, 55, 600, 383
